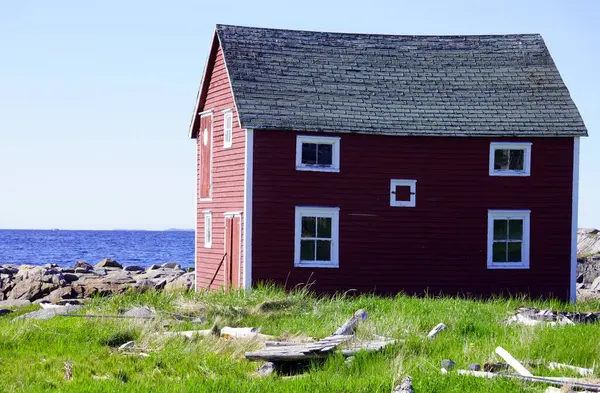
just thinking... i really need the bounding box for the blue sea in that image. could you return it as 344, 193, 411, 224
0, 229, 195, 269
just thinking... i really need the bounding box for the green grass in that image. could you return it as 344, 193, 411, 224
1, 286, 600, 392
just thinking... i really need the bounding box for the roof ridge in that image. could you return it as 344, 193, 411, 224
215, 24, 542, 40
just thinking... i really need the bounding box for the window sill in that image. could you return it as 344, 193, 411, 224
489, 170, 530, 177
295, 261, 339, 268
296, 165, 340, 173
487, 263, 529, 269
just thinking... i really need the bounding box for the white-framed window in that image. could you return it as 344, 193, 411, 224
487, 210, 530, 269
223, 109, 233, 148
390, 179, 417, 207
294, 207, 339, 268
204, 211, 212, 248
489, 142, 532, 176
295, 135, 340, 172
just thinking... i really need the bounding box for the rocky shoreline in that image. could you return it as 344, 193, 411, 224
0, 259, 193, 307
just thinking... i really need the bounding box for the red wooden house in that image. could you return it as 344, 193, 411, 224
189, 25, 587, 301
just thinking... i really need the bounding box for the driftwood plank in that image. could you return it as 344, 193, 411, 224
427, 323, 446, 339
333, 309, 368, 336
341, 338, 397, 357
495, 347, 533, 377
457, 370, 600, 392
548, 362, 594, 376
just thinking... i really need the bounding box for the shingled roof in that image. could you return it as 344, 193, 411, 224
196, 24, 588, 137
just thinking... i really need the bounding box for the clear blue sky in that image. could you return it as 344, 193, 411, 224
1, 0, 598, 230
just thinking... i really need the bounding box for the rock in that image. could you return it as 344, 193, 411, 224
73, 261, 93, 271
162, 262, 182, 270
123, 307, 155, 319
62, 273, 80, 283
148, 264, 162, 270
0, 267, 18, 275
468, 363, 481, 371
14, 305, 80, 321
133, 279, 156, 292
0, 299, 32, 307
74, 267, 93, 274
441, 360, 456, 370
95, 258, 122, 269
71, 280, 127, 298
44, 286, 80, 303
256, 362, 277, 376
124, 265, 145, 272
118, 341, 135, 351
591, 276, 600, 292
102, 272, 136, 285
44, 263, 59, 268
164, 272, 195, 292
61, 268, 75, 273
0, 309, 13, 317
154, 279, 167, 290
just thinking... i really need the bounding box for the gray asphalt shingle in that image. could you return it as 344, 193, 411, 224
216, 25, 587, 137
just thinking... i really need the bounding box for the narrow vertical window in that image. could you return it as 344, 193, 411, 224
204, 211, 212, 248
223, 110, 233, 148
487, 210, 530, 269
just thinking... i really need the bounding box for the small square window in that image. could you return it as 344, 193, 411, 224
223, 110, 233, 148
390, 179, 417, 207
489, 142, 532, 176
204, 211, 212, 248
296, 135, 340, 172
487, 210, 530, 269
295, 207, 339, 268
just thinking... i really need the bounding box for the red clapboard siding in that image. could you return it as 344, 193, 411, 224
195, 46, 245, 290
251, 131, 574, 301
199, 115, 212, 199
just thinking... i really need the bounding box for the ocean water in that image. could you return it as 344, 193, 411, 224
0, 229, 195, 268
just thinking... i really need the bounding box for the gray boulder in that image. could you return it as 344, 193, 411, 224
73, 261, 94, 271
133, 279, 156, 292
124, 265, 145, 272
148, 264, 162, 270
164, 272, 195, 292
63, 273, 80, 283
95, 258, 122, 269
441, 360, 456, 370
0, 309, 12, 317
591, 276, 600, 292
162, 262, 182, 270
102, 272, 136, 285
0, 299, 31, 308
14, 305, 81, 321
123, 307, 155, 319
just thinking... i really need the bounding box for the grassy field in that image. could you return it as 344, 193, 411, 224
1, 286, 600, 392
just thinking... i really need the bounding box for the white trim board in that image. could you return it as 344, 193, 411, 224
242, 128, 254, 290
570, 137, 580, 302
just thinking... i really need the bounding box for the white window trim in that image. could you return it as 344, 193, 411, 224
223, 109, 233, 149
203, 211, 212, 248
489, 142, 532, 177
294, 206, 340, 268
295, 135, 341, 173
390, 179, 417, 207
487, 210, 531, 269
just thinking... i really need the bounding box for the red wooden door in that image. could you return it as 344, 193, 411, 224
225, 216, 241, 289
199, 115, 212, 199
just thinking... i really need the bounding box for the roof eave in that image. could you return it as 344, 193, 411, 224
189, 29, 220, 139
